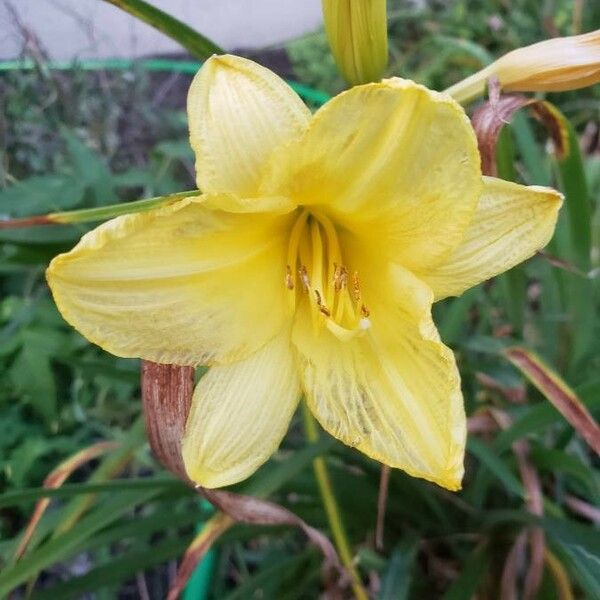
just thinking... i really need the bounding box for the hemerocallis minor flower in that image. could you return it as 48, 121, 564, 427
46, 55, 562, 490
447, 29, 600, 104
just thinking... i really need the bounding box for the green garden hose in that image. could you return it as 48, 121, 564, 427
0, 57, 332, 106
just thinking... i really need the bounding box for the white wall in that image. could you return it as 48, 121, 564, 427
0, 0, 323, 60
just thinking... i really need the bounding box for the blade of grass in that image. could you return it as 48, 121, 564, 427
31, 535, 190, 600
0, 488, 160, 597
0, 478, 185, 508
13, 441, 118, 561
556, 120, 592, 270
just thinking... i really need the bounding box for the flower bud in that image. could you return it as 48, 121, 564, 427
446, 29, 600, 104
322, 0, 388, 86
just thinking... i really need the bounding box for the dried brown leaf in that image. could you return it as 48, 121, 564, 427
199, 487, 341, 572
166, 513, 233, 600
504, 347, 600, 455
471, 89, 569, 176
14, 440, 118, 561
141, 361, 194, 482
140, 361, 344, 598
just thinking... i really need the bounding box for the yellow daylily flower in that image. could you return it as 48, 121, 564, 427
46, 55, 562, 491
447, 29, 600, 104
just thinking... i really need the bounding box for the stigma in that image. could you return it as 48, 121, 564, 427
285, 209, 371, 341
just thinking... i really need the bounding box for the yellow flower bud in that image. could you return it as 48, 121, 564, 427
446, 29, 600, 104
322, 0, 388, 86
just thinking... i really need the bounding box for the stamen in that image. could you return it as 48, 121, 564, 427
284, 209, 372, 341
285, 265, 294, 290
333, 264, 348, 292
299, 265, 311, 291
314, 290, 331, 317
286, 210, 309, 280
352, 271, 361, 302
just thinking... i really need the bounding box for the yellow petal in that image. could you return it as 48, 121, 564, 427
264, 78, 482, 270
447, 29, 600, 104
293, 262, 465, 490
418, 177, 563, 300
188, 54, 312, 196
47, 194, 294, 366
322, 0, 388, 85
182, 331, 300, 488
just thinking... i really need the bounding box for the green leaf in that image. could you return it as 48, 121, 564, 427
511, 111, 551, 185
437, 287, 479, 345
222, 551, 316, 600
154, 140, 194, 160
30, 536, 189, 600
9, 347, 57, 424
0, 175, 84, 217
0, 478, 185, 508
495, 379, 600, 451
529, 446, 600, 500
379, 535, 420, 600
0, 489, 160, 597
61, 130, 117, 205
557, 120, 592, 270
442, 547, 489, 600
242, 437, 334, 498
467, 437, 524, 499
101, 0, 223, 59
542, 517, 600, 598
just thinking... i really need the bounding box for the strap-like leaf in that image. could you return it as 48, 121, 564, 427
101, 0, 223, 59
504, 347, 600, 455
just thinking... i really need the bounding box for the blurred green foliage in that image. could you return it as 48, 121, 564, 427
1, 0, 600, 597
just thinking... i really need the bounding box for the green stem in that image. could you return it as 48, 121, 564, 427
301, 404, 368, 600
101, 0, 223, 59
0, 190, 199, 229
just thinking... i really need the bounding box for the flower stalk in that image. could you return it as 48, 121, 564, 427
301, 403, 368, 600
0, 190, 198, 229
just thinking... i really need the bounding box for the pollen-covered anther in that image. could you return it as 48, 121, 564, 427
299, 265, 311, 292
333, 264, 348, 292
285, 265, 294, 290
314, 290, 331, 317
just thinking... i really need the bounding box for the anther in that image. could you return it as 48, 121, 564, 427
314, 290, 331, 316
299, 265, 311, 292
334, 264, 348, 292
285, 265, 294, 290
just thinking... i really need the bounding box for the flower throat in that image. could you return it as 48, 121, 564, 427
286, 209, 371, 341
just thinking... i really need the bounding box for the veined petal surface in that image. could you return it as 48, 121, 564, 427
182, 331, 300, 488
293, 262, 465, 490
264, 78, 482, 270
188, 54, 311, 196
419, 177, 563, 300
47, 195, 293, 366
